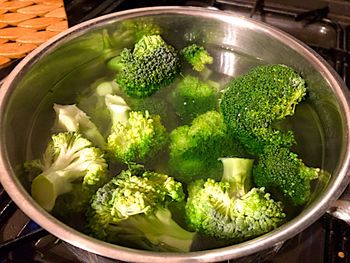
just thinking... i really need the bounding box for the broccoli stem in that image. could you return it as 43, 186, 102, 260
114, 208, 195, 252
105, 94, 130, 127
107, 56, 124, 72
219, 158, 254, 197
31, 171, 72, 211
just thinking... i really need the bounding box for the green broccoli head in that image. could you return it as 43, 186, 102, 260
30, 132, 108, 214
126, 96, 169, 122
171, 75, 218, 123
114, 35, 180, 98
87, 166, 195, 252
253, 145, 320, 206
107, 110, 167, 164
181, 44, 213, 72
121, 19, 162, 41
220, 64, 307, 154
185, 158, 285, 241
169, 111, 249, 183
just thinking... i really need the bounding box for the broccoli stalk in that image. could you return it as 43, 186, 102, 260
87, 166, 195, 252
104, 208, 194, 252
105, 94, 167, 164
253, 145, 320, 206
112, 35, 180, 98
181, 44, 213, 72
185, 157, 285, 241
53, 104, 106, 148
31, 132, 108, 213
104, 94, 130, 127
220, 157, 253, 197
76, 80, 121, 137
220, 64, 307, 154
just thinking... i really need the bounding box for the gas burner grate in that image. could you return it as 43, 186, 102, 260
0, 185, 50, 262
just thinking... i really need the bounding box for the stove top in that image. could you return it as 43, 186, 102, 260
1, 1, 350, 262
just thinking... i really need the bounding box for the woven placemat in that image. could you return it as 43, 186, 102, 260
0, 0, 68, 68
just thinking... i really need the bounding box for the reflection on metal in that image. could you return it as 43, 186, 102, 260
328, 199, 350, 225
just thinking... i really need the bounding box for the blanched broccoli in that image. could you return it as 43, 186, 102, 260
169, 111, 249, 183
106, 94, 167, 164
87, 165, 195, 252
105, 94, 131, 127
30, 132, 108, 215
171, 75, 219, 123
181, 44, 213, 72
111, 35, 180, 98
77, 80, 121, 137
125, 96, 169, 122
52, 104, 105, 148
220, 64, 307, 154
185, 158, 285, 241
253, 145, 320, 206
121, 19, 161, 41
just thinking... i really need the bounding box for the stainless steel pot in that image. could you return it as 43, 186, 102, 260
0, 6, 350, 263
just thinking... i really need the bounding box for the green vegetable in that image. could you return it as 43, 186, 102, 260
220, 64, 307, 154
253, 145, 320, 206
171, 75, 218, 123
106, 95, 167, 164
112, 35, 180, 98
181, 44, 213, 72
105, 94, 131, 127
77, 80, 121, 137
185, 157, 285, 241
169, 111, 249, 183
30, 132, 108, 215
121, 19, 162, 41
87, 165, 195, 252
126, 96, 169, 122
52, 104, 106, 149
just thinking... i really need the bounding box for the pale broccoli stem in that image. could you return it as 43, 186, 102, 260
219, 157, 254, 197
116, 208, 195, 252
32, 170, 75, 211
53, 104, 106, 148
105, 94, 130, 127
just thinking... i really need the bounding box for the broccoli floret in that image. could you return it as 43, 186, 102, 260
181, 44, 213, 72
107, 111, 167, 164
253, 145, 320, 206
23, 159, 43, 182
126, 96, 169, 122
121, 19, 162, 41
87, 166, 195, 252
52, 104, 106, 149
171, 75, 219, 123
185, 158, 285, 241
220, 64, 307, 154
106, 95, 167, 163
30, 132, 108, 215
112, 35, 180, 98
169, 111, 249, 183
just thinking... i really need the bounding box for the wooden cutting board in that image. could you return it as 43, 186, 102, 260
0, 0, 67, 68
